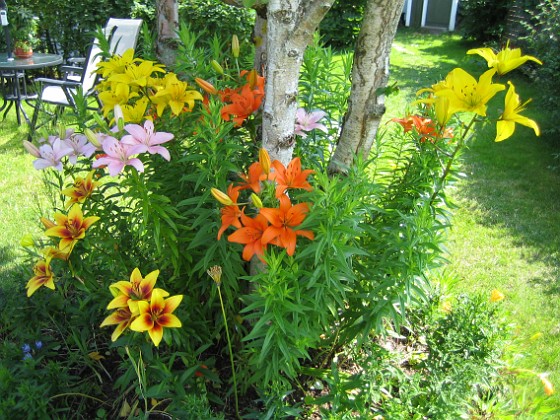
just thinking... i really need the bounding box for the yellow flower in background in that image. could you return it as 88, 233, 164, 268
538, 373, 555, 396
20, 234, 34, 247
495, 81, 540, 142
490, 289, 505, 302
98, 83, 140, 118
26, 257, 55, 297
121, 96, 150, 123
130, 288, 183, 347
436, 68, 505, 116
109, 59, 166, 88
61, 171, 99, 208
151, 73, 203, 116
96, 48, 141, 78
467, 42, 542, 75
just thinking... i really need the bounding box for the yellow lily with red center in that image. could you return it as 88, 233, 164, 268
467, 42, 542, 75
44, 204, 99, 253
106, 268, 168, 315
435, 68, 505, 117
26, 257, 55, 297
496, 81, 540, 142
100, 306, 135, 342
61, 171, 99, 208
130, 288, 183, 347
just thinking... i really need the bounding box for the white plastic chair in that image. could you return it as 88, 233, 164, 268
29, 18, 142, 137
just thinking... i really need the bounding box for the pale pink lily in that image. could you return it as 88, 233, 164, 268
33, 139, 73, 171
92, 137, 144, 176
121, 120, 174, 161
294, 108, 328, 138
64, 134, 97, 164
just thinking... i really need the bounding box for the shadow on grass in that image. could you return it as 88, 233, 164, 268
457, 125, 560, 294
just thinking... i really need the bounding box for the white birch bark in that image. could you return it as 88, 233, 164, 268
261, 0, 334, 166
156, 0, 179, 68
328, 0, 404, 174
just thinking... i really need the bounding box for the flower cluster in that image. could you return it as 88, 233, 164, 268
21, 341, 43, 361
212, 149, 315, 261
391, 114, 454, 143
197, 69, 265, 127
25, 203, 99, 296
415, 43, 541, 142
96, 48, 203, 122
100, 268, 182, 347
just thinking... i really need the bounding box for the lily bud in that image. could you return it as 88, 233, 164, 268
211, 188, 234, 206
22, 140, 41, 157
251, 193, 263, 209
58, 123, 67, 140
247, 69, 258, 89
40, 217, 56, 229
211, 60, 224, 75
259, 148, 271, 175
195, 77, 218, 95
232, 34, 240, 58
84, 128, 101, 148
20, 234, 34, 247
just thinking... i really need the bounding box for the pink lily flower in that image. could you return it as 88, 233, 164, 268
64, 134, 97, 164
121, 120, 174, 161
33, 139, 73, 171
294, 108, 328, 138
92, 137, 144, 176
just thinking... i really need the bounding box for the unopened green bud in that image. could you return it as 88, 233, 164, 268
211, 60, 224, 75
232, 35, 240, 58
251, 193, 263, 209
84, 128, 101, 148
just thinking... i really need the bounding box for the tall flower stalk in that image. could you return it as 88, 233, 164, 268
208, 265, 240, 419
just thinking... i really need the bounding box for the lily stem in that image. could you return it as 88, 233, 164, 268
217, 285, 240, 419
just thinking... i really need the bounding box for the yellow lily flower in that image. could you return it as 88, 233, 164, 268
495, 82, 540, 142
26, 257, 55, 297
467, 42, 542, 75
44, 204, 100, 253
106, 268, 167, 315
150, 73, 203, 116
121, 96, 150, 124
130, 289, 183, 347
100, 307, 135, 342
96, 48, 141, 78
61, 171, 99, 208
108, 59, 166, 88
436, 68, 505, 116
98, 83, 140, 118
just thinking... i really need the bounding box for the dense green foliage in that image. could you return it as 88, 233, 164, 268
523, 0, 560, 133
458, 0, 509, 42
318, 0, 367, 49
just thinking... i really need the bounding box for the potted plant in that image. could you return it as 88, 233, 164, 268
10, 7, 39, 58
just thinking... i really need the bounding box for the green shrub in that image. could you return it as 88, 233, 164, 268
318, 0, 367, 49
458, 0, 509, 42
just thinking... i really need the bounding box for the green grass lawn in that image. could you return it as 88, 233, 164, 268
388, 29, 560, 412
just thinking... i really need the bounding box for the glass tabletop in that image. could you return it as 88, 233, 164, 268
0, 53, 63, 70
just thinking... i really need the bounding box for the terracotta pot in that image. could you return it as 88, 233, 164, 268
14, 47, 33, 59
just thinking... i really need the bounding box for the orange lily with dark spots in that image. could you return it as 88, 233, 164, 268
130, 289, 183, 347
238, 161, 266, 193
218, 185, 243, 240
228, 212, 270, 261
260, 195, 314, 256
270, 157, 314, 198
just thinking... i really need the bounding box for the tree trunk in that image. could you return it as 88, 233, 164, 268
156, 0, 180, 68
261, 0, 334, 166
328, 0, 404, 174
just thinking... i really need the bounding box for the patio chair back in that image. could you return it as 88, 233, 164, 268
81, 18, 143, 95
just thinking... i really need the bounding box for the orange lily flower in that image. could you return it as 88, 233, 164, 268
107, 268, 165, 315
228, 212, 270, 261
61, 171, 99, 208
270, 157, 314, 198
218, 185, 243, 240
26, 258, 55, 297
238, 161, 266, 193
130, 288, 183, 347
100, 306, 134, 342
44, 204, 100, 253
220, 77, 264, 126
260, 195, 314, 256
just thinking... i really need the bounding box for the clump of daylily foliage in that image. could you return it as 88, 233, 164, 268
16, 32, 550, 418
